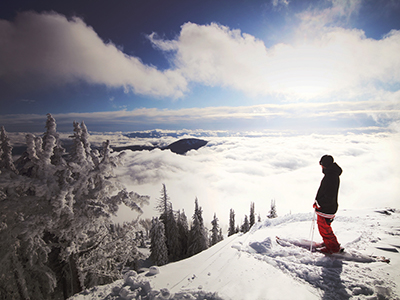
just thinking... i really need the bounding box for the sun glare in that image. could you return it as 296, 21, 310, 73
266, 36, 353, 99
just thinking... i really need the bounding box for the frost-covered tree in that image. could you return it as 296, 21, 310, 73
228, 209, 236, 237
155, 184, 171, 240
156, 184, 171, 223
218, 228, 223, 242
210, 213, 223, 246
139, 218, 152, 238
187, 198, 208, 256
43, 113, 66, 166
0, 126, 18, 174
165, 208, 181, 261
155, 184, 180, 261
0, 114, 149, 299
176, 210, 189, 259
267, 199, 278, 219
241, 215, 250, 233
249, 202, 255, 228
149, 218, 168, 266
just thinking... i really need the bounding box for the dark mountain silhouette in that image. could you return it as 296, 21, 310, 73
164, 138, 208, 155
112, 138, 208, 155
12, 137, 208, 158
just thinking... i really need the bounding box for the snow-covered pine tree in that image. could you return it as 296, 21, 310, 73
61, 136, 149, 293
228, 208, 236, 236
187, 198, 208, 256
14, 133, 38, 176
267, 199, 278, 219
0, 118, 70, 299
156, 184, 171, 224
0, 115, 149, 300
165, 208, 181, 261
210, 213, 222, 246
43, 113, 66, 166
0, 126, 18, 174
249, 202, 255, 228
218, 228, 223, 242
154, 184, 180, 262
80, 121, 94, 160
176, 210, 189, 259
149, 217, 169, 266
70, 121, 88, 166
241, 215, 250, 233
139, 218, 152, 238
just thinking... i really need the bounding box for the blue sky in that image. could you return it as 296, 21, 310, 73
1, 0, 400, 132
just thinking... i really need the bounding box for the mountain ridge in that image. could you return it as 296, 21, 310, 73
112, 138, 208, 155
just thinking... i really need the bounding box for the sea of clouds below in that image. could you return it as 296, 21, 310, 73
8, 129, 400, 230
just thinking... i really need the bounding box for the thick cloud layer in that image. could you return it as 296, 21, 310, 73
0, 11, 187, 97
149, 22, 400, 99
111, 132, 400, 227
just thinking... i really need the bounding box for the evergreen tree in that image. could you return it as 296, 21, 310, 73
165, 208, 181, 261
194, 197, 204, 227
156, 184, 171, 223
0, 115, 150, 299
210, 213, 222, 246
70, 121, 92, 166
43, 113, 66, 166
176, 210, 189, 259
218, 228, 224, 242
139, 218, 152, 238
187, 198, 208, 256
249, 202, 255, 228
0, 126, 18, 174
228, 208, 236, 236
149, 218, 168, 266
80, 121, 93, 159
241, 215, 250, 233
154, 184, 181, 261
267, 199, 278, 219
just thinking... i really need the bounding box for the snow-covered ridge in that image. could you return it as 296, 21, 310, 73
69, 208, 400, 300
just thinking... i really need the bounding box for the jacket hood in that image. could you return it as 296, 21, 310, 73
323, 162, 342, 176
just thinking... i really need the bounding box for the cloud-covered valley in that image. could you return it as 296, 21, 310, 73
104, 131, 400, 228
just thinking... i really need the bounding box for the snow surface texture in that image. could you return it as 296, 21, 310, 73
69, 208, 400, 300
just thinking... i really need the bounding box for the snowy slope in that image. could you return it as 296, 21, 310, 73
69, 208, 400, 300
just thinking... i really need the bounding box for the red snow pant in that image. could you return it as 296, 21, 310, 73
317, 214, 340, 253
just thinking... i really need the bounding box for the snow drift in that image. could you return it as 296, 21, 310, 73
69, 208, 400, 300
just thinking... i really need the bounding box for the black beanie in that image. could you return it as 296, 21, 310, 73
320, 155, 334, 167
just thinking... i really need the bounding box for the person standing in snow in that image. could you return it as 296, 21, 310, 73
313, 155, 342, 254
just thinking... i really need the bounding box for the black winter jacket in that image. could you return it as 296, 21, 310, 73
315, 162, 342, 216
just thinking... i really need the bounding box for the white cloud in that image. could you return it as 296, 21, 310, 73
0, 11, 187, 98
296, 0, 362, 29
6, 125, 399, 227
112, 132, 400, 226
1, 9, 399, 102
272, 0, 290, 8
149, 21, 400, 100
1, 99, 399, 133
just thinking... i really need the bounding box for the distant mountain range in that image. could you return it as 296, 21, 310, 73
124, 130, 231, 139
112, 138, 208, 155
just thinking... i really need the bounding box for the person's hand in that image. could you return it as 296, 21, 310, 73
313, 202, 318, 209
